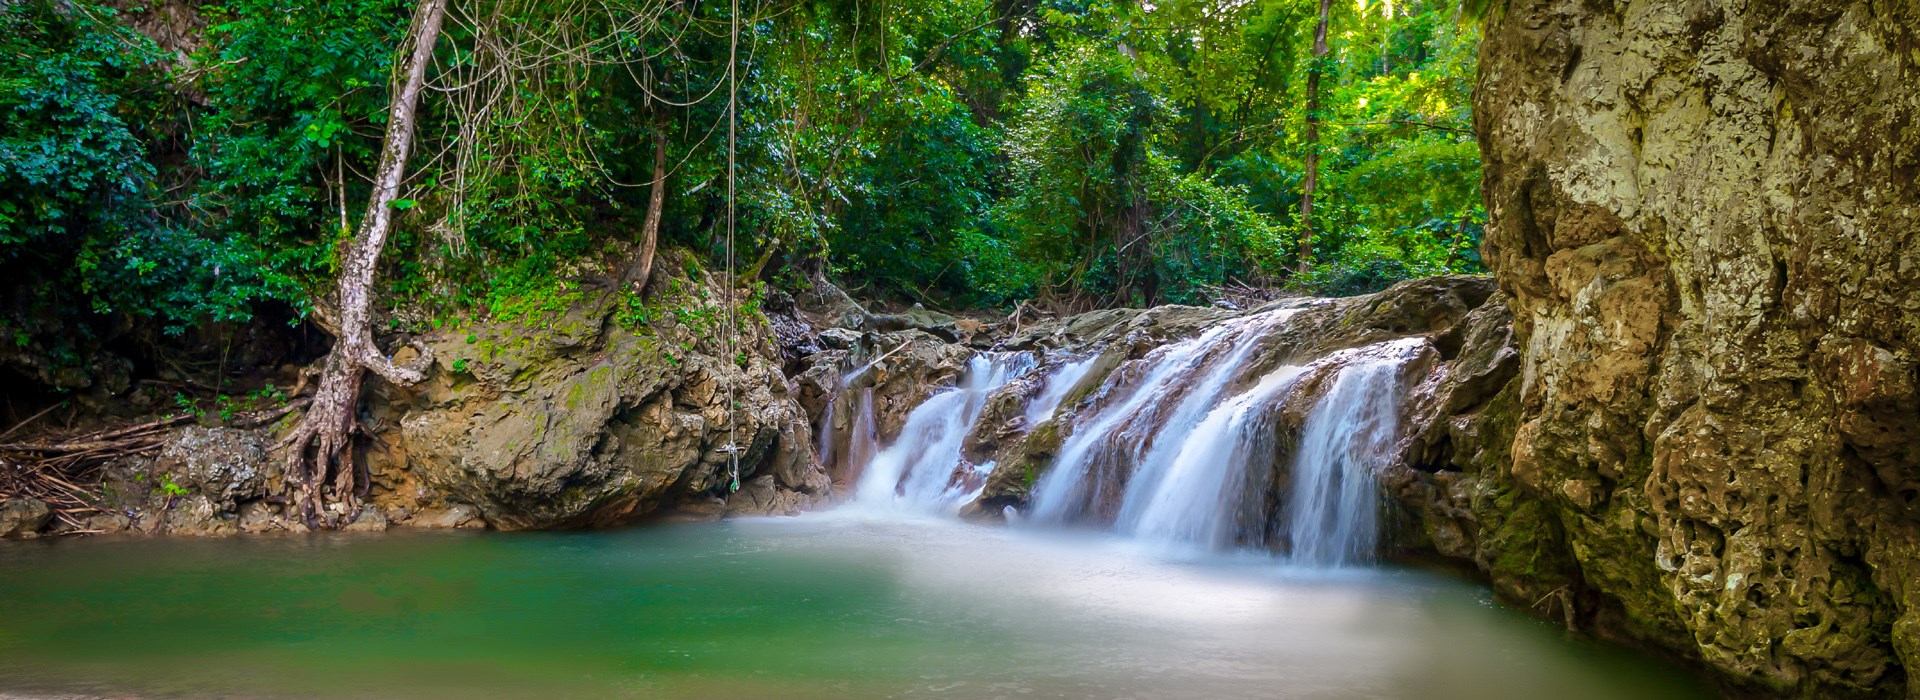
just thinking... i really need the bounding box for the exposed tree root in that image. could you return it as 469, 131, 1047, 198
274, 0, 447, 530
278, 339, 429, 528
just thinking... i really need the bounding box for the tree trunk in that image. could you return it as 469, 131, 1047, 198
619, 127, 669, 295
1298, 0, 1332, 275
281, 0, 446, 528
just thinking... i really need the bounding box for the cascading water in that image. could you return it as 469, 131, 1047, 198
1017, 304, 1423, 566
851, 353, 1036, 512
1022, 356, 1099, 427
839, 388, 878, 484
827, 303, 1424, 569
817, 372, 879, 485
1026, 309, 1298, 525
1281, 338, 1422, 567
815, 387, 839, 471
1123, 364, 1307, 548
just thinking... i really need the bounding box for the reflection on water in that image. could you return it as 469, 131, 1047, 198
0, 516, 1709, 699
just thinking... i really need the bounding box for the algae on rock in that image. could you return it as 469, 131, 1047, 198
1458, 0, 1920, 695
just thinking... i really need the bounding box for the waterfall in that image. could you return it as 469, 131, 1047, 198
851, 353, 1036, 512
817, 372, 879, 485
1027, 309, 1298, 525
1123, 364, 1306, 548
1282, 339, 1421, 567
840, 388, 878, 485
826, 302, 1423, 569
1023, 356, 1099, 427
1015, 304, 1420, 566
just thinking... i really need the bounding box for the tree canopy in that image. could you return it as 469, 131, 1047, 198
0, 0, 1485, 388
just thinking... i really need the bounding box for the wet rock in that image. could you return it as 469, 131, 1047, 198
344, 508, 389, 533
237, 501, 286, 533
0, 497, 50, 538
407, 504, 484, 529
82, 511, 132, 534
160, 495, 237, 537
727, 474, 819, 516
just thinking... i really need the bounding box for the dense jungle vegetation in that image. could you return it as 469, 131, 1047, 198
1, 0, 1483, 400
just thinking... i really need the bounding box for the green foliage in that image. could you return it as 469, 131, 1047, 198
190, 0, 409, 296
835, 88, 999, 301
994, 44, 1166, 301
2, 0, 1493, 395
151, 472, 189, 499
0, 1, 153, 247
802, 0, 1487, 303
0, 0, 293, 337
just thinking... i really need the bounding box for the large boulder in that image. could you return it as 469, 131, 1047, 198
386, 259, 831, 530
149, 427, 274, 510
1460, 1, 1920, 695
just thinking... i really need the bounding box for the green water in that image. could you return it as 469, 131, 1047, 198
0, 514, 1711, 699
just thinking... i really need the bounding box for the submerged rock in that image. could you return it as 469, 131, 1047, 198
405, 504, 484, 529
344, 508, 389, 533
158, 495, 238, 537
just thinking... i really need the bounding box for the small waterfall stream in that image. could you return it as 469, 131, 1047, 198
1124, 364, 1306, 548
852, 353, 1036, 512
1282, 339, 1422, 566
1028, 309, 1299, 525
1023, 356, 1099, 427
817, 370, 880, 485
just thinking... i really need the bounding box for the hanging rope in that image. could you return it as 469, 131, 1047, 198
724, 0, 740, 494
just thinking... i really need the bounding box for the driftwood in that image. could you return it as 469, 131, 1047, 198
0, 414, 189, 531
0, 400, 306, 533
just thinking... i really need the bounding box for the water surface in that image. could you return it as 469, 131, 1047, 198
0, 515, 1710, 699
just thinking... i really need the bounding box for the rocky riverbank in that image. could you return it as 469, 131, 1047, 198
1, 252, 834, 536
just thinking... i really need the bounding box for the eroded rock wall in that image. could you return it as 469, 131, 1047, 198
1463, 1, 1920, 695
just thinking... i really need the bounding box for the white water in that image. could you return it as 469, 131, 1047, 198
1124, 364, 1307, 548
831, 305, 1425, 569
817, 375, 878, 483
815, 385, 839, 471
1022, 355, 1099, 427
1283, 339, 1423, 567
1027, 309, 1297, 525
851, 353, 1035, 512
840, 388, 878, 483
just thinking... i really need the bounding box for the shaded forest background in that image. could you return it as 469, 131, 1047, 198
1, 0, 1483, 406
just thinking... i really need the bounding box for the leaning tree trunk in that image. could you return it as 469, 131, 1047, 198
281, 0, 447, 528
617, 126, 670, 295
1297, 0, 1332, 274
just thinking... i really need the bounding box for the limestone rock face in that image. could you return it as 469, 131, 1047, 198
1463, 1, 1920, 695
386, 262, 831, 530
